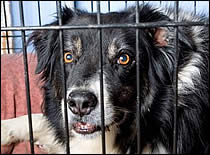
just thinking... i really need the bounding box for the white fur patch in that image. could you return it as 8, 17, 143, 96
142, 143, 168, 154
1, 114, 65, 154
70, 125, 120, 154
178, 53, 202, 93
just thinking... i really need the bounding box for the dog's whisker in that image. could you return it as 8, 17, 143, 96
112, 106, 132, 114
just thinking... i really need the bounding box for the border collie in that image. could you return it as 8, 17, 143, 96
1, 4, 209, 154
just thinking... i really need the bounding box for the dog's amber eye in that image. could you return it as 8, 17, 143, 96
64, 52, 74, 63
118, 54, 130, 65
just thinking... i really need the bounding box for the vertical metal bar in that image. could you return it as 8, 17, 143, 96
3, 1, 11, 54
135, 1, 141, 154
194, 1, 197, 15
172, 1, 179, 154
125, 1, 127, 9
208, 25, 210, 131
37, 1, 42, 26
108, 1, 110, 12
91, 1, 94, 12
74, 1, 77, 9
19, 1, 34, 154
96, 1, 106, 154
56, 1, 70, 154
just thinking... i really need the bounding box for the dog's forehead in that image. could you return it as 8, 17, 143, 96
63, 28, 133, 60
64, 33, 83, 57
62, 12, 135, 58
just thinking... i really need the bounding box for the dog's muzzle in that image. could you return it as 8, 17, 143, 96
68, 90, 97, 117
67, 90, 99, 134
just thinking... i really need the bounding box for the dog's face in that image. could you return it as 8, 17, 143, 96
59, 24, 139, 138
64, 26, 144, 136
30, 6, 173, 139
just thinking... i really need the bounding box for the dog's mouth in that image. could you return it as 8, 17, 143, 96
72, 113, 126, 135
73, 122, 100, 134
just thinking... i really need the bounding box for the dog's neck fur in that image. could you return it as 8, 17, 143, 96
70, 126, 121, 154
70, 127, 168, 154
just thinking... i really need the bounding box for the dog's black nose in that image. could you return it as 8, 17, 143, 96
68, 91, 97, 117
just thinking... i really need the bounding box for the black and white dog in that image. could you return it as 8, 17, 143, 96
1, 4, 209, 154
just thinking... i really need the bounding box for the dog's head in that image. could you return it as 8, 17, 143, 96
29, 5, 176, 140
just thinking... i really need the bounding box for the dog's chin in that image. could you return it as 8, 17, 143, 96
71, 112, 127, 139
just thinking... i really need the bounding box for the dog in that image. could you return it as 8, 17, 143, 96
1, 4, 209, 154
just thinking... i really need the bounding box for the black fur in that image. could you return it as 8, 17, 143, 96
29, 4, 209, 154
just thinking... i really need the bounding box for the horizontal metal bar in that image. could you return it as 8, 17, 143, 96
1, 35, 28, 38
1, 21, 209, 31
1, 48, 22, 50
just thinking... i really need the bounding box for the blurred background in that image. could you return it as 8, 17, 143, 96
1, 1, 209, 54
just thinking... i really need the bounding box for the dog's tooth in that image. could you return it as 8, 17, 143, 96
81, 124, 87, 129
86, 123, 91, 128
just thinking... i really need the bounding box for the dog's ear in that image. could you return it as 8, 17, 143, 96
146, 27, 170, 47
28, 29, 59, 76
28, 7, 76, 80
126, 5, 172, 48
126, 5, 176, 84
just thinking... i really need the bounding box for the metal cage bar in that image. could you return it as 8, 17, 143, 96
96, 2, 106, 154
2, 21, 208, 31
108, 1, 110, 12
1, 34, 29, 38
91, 1, 94, 13
37, 1, 42, 26
74, 1, 77, 9
56, 1, 70, 154
194, 1, 197, 15
2, 1, 11, 54
172, 1, 179, 154
1, 47, 22, 50
135, 1, 141, 154
19, 1, 35, 154
125, 1, 128, 9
